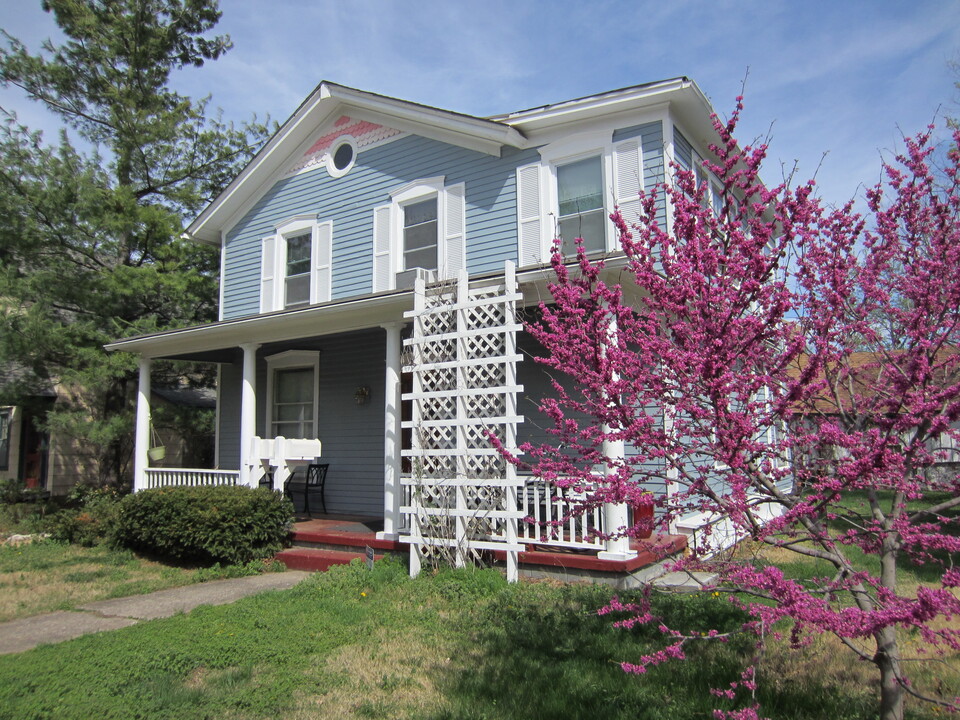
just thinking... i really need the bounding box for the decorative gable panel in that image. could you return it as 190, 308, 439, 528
286, 115, 403, 176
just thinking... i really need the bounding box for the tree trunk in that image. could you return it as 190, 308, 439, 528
875, 625, 904, 720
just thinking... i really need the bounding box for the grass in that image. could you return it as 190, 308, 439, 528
0, 537, 281, 622
0, 558, 950, 720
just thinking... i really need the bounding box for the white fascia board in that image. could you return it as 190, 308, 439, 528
325, 85, 528, 152
186, 89, 337, 245
501, 78, 703, 136
105, 292, 413, 359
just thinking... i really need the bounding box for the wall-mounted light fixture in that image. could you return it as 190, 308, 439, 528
354, 385, 371, 406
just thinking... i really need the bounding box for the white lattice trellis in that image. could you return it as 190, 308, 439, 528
400, 262, 525, 581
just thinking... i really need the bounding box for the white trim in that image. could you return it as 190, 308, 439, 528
324, 134, 358, 178
264, 350, 321, 440
218, 230, 227, 322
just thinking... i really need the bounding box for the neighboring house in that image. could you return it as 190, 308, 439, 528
106, 77, 734, 564
0, 369, 214, 496
787, 350, 960, 481
0, 365, 96, 496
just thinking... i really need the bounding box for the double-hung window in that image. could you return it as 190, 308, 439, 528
557, 155, 605, 255
402, 198, 439, 270
265, 351, 320, 440
516, 128, 651, 266
260, 216, 333, 313
284, 232, 312, 308
372, 177, 466, 292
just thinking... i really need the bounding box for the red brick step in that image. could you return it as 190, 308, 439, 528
274, 547, 382, 572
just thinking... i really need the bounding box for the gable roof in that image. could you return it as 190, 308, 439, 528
186, 78, 716, 245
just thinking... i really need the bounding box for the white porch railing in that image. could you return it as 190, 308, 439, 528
519, 478, 605, 550
143, 468, 240, 489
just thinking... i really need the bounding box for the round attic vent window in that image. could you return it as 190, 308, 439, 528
326, 136, 357, 178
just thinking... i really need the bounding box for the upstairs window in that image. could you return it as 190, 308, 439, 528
372, 177, 466, 292
557, 156, 605, 255
402, 198, 439, 270
284, 232, 312, 308
260, 216, 332, 313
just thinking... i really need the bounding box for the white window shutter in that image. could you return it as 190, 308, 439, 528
312, 222, 332, 304
613, 140, 642, 231
516, 162, 544, 266
260, 235, 276, 313
442, 182, 466, 280
372, 204, 392, 292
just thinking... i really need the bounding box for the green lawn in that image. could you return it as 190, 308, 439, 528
0, 558, 942, 720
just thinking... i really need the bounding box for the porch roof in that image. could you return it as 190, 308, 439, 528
104, 260, 642, 362
104, 287, 414, 361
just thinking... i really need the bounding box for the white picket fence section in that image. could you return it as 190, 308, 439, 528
400, 262, 526, 581
143, 468, 240, 489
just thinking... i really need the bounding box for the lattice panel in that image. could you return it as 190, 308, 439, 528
467, 393, 506, 420
421, 395, 456, 421
401, 264, 525, 581
466, 363, 506, 389
467, 303, 506, 331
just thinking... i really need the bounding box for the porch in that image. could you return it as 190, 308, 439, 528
275, 514, 688, 589
114, 266, 657, 573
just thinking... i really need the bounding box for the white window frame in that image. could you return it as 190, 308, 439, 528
541, 133, 615, 257
392, 177, 444, 274
519, 129, 648, 266
260, 215, 333, 313
372, 176, 466, 291
264, 350, 321, 439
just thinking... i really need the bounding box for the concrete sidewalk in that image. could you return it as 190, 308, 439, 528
0, 570, 311, 655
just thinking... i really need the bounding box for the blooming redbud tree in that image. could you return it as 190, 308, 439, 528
510, 102, 960, 720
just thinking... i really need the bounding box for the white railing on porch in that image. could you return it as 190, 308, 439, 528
519, 478, 605, 550
398, 475, 606, 551
143, 468, 240, 489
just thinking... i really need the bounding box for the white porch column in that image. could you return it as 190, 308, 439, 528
378, 322, 403, 540
597, 311, 637, 561
598, 434, 636, 560
133, 357, 152, 492
239, 342, 260, 487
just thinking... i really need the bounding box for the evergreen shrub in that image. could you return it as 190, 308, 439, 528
112, 486, 293, 564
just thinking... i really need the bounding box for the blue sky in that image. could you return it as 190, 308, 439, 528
1, 0, 958, 208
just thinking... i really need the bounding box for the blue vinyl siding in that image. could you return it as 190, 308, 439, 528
222, 135, 540, 319
217, 360, 242, 470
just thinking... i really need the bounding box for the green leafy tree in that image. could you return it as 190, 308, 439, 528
0, 0, 271, 484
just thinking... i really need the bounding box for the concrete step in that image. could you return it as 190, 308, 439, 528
274, 547, 382, 572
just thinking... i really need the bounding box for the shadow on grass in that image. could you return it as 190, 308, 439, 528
425, 581, 882, 720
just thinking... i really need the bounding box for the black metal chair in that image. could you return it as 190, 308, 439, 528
284, 463, 329, 517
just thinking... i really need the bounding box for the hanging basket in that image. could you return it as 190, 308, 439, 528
148, 425, 166, 464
